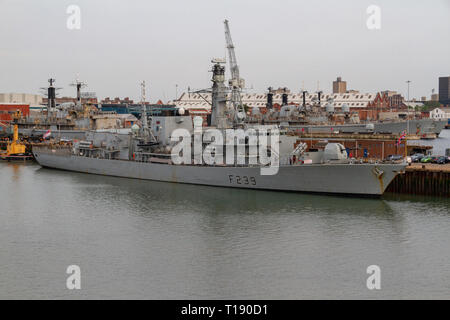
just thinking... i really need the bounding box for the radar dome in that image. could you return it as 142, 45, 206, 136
131, 124, 140, 134
178, 107, 185, 115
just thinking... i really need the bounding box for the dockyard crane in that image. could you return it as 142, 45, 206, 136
224, 19, 246, 123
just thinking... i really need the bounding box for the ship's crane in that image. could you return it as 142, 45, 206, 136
224, 19, 245, 123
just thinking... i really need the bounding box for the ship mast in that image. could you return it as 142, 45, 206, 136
69, 77, 87, 110
40, 78, 60, 120
210, 59, 229, 129
140, 80, 149, 139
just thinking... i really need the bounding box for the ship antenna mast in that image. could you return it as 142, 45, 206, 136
40, 78, 61, 119
69, 76, 87, 109
141, 80, 148, 133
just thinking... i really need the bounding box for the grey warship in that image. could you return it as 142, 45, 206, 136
33, 60, 406, 197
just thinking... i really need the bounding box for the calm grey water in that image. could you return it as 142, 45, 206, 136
411, 128, 450, 155
1, 147, 449, 299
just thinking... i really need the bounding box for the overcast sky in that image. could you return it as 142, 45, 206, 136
0, 0, 449, 102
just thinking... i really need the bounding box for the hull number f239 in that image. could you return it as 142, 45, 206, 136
228, 175, 256, 185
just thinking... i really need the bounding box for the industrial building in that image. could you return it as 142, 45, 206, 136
332, 77, 347, 94
0, 104, 30, 122
430, 107, 450, 120
175, 91, 378, 112
100, 97, 134, 104
439, 76, 450, 105
381, 90, 404, 107
0, 93, 43, 106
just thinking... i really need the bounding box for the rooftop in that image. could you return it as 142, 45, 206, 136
173, 92, 378, 110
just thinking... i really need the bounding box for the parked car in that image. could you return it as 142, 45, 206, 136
420, 156, 432, 163
436, 156, 447, 165
431, 156, 440, 163
386, 155, 403, 161
410, 153, 424, 162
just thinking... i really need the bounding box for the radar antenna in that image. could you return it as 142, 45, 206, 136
69, 77, 87, 108
141, 80, 148, 130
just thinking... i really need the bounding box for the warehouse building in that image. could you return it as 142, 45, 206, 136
0, 93, 43, 106
174, 91, 377, 111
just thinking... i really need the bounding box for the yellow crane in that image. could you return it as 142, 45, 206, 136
6, 124, 26, 155
1, 124, 33, 161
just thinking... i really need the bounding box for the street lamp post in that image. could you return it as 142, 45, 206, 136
406, 80, 411, 134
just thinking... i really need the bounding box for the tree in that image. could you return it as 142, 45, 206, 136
421, 101, 441, 112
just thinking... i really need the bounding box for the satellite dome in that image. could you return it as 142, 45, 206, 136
131, 124, 140, 134
325, 103, 335, 113
178, 107, 185, 115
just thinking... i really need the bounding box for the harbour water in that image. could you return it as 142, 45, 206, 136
410, 128, 450, 155
1, 143, 449, 299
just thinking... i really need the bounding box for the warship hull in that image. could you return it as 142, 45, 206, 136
33, 149, 405, 196
290, 119, 447, 136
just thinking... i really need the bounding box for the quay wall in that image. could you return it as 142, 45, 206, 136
386, 163, 450, 196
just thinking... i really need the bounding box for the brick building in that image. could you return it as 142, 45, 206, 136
100, 97, 134, 104
0, 104, 30, 122
332, 77, 347, 94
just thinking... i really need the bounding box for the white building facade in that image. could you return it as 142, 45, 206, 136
430, 107, 450, 120
0, 93, 43, 106
174, 91, 376, 112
